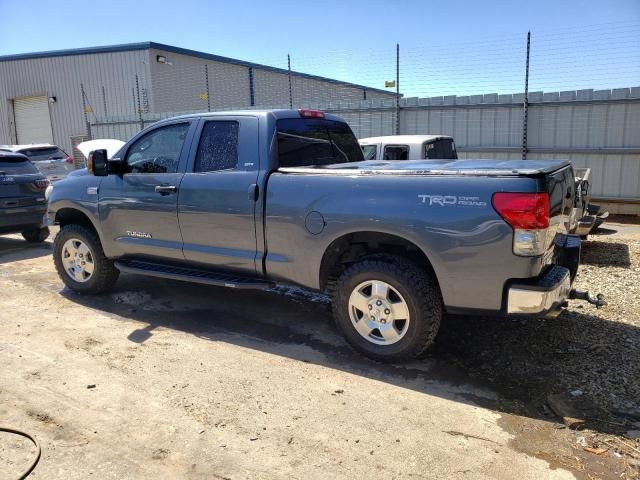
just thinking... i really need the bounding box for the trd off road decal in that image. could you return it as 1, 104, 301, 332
418, 195, 487, 207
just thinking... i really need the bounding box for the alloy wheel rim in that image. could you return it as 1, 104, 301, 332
348, 280, 410, 345
61, 238, 95, 283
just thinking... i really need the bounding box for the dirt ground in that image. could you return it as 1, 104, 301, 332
1, 221, 639, 479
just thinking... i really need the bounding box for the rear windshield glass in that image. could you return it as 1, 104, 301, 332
19, 147, 67, 160
0, 156, 39, 175
276, 119, 364, 167
425, 139, 457, 160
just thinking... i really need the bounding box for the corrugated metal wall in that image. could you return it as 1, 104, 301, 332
0, 50, 152, 155
0, 46, 395, 157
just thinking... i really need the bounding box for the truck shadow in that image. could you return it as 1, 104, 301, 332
60, 272, 639, 438
0, 235, 52, 264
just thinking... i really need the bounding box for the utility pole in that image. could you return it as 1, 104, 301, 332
287, 54, 293, 109
522, 31, 531, 160
395, 43, 400, 135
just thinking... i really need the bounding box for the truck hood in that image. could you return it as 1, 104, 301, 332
281, 159, 572, 176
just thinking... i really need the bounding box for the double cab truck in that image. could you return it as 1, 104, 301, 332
45, 110, 603, 361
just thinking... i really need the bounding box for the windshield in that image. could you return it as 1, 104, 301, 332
276, 118, 364, 167
0, 155, 39, 175
361, 145, 377, 160
19, 147, 67, 161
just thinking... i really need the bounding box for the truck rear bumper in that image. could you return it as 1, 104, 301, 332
507, 265, 572, 317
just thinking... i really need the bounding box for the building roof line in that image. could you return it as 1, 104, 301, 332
0, 41, 399, 97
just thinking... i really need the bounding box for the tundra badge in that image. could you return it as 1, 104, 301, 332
126, 230, 152, 239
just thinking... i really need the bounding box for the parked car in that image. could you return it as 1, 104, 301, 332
45, 109, 603, 362
0, 144, 74, 181
359, 135, 458, 160
0, 151, 50, 242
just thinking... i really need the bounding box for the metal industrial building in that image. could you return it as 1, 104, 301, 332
0, 42, 396, 156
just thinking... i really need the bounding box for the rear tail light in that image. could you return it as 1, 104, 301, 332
34, 178, 50, 190
64, 156, 74, 164
298, 109, 325, 119
492, 192, 550, 256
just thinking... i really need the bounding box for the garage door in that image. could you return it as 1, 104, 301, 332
14, 95, 54, 145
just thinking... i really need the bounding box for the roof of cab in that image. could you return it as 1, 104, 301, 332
156, 109, 346, 124
359, 135, 453, 145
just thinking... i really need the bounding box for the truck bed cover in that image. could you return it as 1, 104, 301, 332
279, 159, 572, 177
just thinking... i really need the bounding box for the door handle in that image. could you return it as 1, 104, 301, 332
155, 185, 177, 195
248, 183, 259, 201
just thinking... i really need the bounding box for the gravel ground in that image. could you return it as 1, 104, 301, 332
433, 222, 640, 476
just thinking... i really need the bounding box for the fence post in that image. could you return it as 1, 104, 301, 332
135, 74, 144, 130
80, 83, 92, 140
287, 54, 293, 109
101, 85, 107, 117
396, 43, 400, 135
204, 64, 211, 112
522, 31, 531, 160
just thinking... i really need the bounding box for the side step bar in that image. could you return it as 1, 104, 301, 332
114, 259, 275, 290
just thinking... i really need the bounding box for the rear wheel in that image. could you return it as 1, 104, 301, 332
22, 227, 49, 243
53, 224, 119, 294
332, 256, 442, 362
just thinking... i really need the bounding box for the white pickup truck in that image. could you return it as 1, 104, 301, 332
359, 135, 457, 161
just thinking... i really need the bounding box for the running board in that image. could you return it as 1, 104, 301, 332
114, 259, 275, 290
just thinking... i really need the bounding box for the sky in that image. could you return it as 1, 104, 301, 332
0, 0, 639, 97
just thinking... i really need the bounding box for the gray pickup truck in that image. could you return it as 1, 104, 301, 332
45, 109, 603, 361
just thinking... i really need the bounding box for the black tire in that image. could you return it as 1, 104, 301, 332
332, 256, 442, 362
22, 227, 49, 243
53, 224, 119, 294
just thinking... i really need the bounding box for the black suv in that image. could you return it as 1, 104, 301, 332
0, 152, 50, 242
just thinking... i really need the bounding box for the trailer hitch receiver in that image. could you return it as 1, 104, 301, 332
569, 289, 606, 308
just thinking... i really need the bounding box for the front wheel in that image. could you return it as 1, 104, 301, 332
53, 224, 119, 294
332, 256, 442, 362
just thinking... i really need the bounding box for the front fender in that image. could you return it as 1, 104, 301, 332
46, 176, 107, 252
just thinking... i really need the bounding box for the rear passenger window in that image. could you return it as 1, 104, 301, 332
195, 121, 239, 172
383, 145, 409, 160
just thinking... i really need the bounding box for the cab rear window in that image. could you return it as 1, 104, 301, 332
276, 119, 364, 167
425, 139, 457, 160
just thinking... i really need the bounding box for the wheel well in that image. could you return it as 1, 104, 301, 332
55, 208, 98, 237
319, 232, 437, 292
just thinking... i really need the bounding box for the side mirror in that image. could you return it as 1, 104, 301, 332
87, 149, 108, 176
